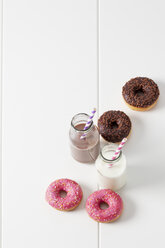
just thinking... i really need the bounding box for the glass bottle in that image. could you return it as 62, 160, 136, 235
95, 144, 126, 191
69, 113, 100, 163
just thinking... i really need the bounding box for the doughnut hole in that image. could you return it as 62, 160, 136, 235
59, 190, 67, 198
109, 121, 118, 130
134, 86, 145, 96
99, 201, 109, 210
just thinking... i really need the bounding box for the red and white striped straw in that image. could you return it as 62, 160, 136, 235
111, 138, 127, 160
80, 108, 96, 139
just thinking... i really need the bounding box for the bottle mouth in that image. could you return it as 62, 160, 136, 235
100, 145, 122, 163
71, 113, 93, 132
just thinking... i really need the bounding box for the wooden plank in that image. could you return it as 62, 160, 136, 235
99, 0, 165, 247
2, 1, 98, 247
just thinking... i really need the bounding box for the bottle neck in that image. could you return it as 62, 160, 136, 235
71, 113, 94, 134
100, 144, 122, 165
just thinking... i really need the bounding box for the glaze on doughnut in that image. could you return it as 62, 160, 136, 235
46, 179, 83, 211
86, 189, 123, 223
98, 110, 131, 143
122, 77, 159, 111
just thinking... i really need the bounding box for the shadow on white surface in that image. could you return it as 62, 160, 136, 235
123, 114, 146, 157
115, 163, 165, 223
128, 113, 145, 138
153, 81, 165, 111
118, 192, 136, 223
127, 165, 165, 190
76, 183, 95, 211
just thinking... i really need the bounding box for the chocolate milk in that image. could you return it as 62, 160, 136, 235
69, 114, 100, 163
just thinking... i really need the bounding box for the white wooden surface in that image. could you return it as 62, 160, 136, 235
2, 1, 98, 248
2, 0, 165, 248
99, 0, 165, 247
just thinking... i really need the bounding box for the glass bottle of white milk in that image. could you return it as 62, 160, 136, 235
95, 144, 126, 191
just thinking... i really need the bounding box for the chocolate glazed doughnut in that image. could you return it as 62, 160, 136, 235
98, 111, 131, 143
122, 77, 159, 111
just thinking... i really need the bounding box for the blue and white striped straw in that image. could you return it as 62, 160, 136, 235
80, 108, 96, 139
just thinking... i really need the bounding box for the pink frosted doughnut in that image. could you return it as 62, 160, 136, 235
46, 179, 83, 211
86, 189, 123, 223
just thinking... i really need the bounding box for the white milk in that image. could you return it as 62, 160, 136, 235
95, 144, 126, 191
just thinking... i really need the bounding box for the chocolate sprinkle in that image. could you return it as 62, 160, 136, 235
122, 77, 159, 108
98, 111, 131, 143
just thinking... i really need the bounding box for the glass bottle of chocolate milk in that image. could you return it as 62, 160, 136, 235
69, 113, 100, 163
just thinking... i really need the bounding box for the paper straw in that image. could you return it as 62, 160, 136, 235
80, 108, 96, 139
109, 138, 127, 166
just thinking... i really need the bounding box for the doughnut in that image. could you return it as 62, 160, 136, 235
98, 110, 131, 143
46, 179, 83, 211
86, 189, 123, 223
122, 77, 159, 111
